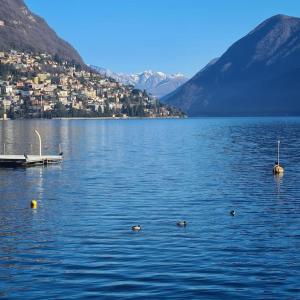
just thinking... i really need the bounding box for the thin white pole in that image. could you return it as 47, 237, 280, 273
34, 130, 42, 157
277, 140, 280, 164
41, 95, 43, 119
3, 143, 5, 155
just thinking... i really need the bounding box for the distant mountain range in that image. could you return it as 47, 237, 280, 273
163, 14, 300, 116
2, 2, 298, 117
0, 0, 83, 64
91, 66, 188, 98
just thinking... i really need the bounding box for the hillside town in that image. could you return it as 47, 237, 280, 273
0, 50, 184, 119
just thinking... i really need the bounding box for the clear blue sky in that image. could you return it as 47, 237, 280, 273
25, 0, 300, 77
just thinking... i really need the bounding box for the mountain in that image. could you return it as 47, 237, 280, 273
91, 66, 188, 98
163, 14, 300, 116
135, 71, 188, 98
0, 0, 84, 64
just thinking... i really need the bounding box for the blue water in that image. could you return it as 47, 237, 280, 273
0, 118, 300, 299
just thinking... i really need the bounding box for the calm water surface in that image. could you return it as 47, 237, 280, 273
0, 118, 300, 299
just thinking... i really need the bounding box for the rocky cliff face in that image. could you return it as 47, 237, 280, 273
163, 15, 300, 116
0, 0, 84, 64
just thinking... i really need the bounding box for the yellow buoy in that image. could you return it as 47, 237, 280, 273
31, 200, 37, 209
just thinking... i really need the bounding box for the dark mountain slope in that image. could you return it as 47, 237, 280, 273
163, 14, 300, 116
0, 0, 83, 64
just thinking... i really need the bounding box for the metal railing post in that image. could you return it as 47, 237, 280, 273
34, 130, 42, 157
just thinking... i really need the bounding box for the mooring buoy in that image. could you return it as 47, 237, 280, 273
273, 140, 284, 175
31, 200, 37, 209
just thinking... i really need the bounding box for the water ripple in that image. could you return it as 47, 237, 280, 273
0, 118, 300, 299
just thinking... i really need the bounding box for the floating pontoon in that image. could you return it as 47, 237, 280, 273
0, 130, 63, 167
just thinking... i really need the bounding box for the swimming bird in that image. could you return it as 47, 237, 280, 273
176, 220, 187, 227
131, 225, 141, 231
230, 210, 236, 216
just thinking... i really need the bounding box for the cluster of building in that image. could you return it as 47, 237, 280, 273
0, 50, 182, 119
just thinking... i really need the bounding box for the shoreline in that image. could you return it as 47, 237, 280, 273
52, 116, 184, 120
0, 116, 185, 121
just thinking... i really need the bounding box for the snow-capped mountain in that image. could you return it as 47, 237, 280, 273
91, 66, 188, 98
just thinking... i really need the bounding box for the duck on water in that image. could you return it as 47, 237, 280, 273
176, 220, 187, 227
132, 225, 141, 231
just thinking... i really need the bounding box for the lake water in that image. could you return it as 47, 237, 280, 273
0, 118, 300, 299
